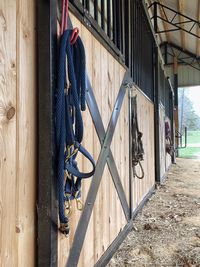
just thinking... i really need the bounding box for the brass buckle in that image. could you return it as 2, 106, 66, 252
64, 194, 72, 217
74, 191, 84, 211
65, 144, 78, 162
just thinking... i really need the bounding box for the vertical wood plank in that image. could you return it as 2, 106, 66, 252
120, 66, 126, 227
131, 89, 155, 211
16, 0, 36, 265
100, 43, 110, 254
107, 52, 116, 245
58, 12, 156, 267
0, 1, 17, 266
80, 21, 94, 267
92, 37, 102, 263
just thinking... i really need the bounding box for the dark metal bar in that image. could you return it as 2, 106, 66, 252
85, 0, 90, 12
174, 74, 178, 107
141, 0, 159, 47
176, 127, 188, 149
101, 0, 105, 31
165, 62, 200, 71
129, 89, 133, 219
154, 47, 161, 183
153, 1, 158, 33
121, 0, 125, 55
66, 72, 130, 267
161, 42, 200, 71
112, 0, 117, 45
168, 78, 176, 164
124, 0, 131, 68
170, 13, 177, 23
116, 0, 122, 50
130, 0, 134, 77
156, 16, 199, 38
155, 1, 200, 24
94, 221, 133, 267
184, 127, 188, 148
161, 42, 199, 60
107, 0, 111, 38
94, 0, 98, 22
37, 0, 58, 266
69, 1, 126, 65
164, 42, 168, 64
175, 19, 194, 26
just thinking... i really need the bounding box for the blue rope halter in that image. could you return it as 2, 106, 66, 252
56, 29, 95, 236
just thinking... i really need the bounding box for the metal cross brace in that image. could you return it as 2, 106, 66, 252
66, 71, 132, 267
150, 1, 200, 39
161, 42, 200, 71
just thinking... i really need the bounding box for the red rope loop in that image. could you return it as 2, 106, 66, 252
60, 0, 79, 44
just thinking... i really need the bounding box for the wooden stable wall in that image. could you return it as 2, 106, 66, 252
58, 14, 127, 267
159, 104, 172, 180
131, 89, 155, 210
159, 104, 166, 179
57, 13, 155, 267
0, 0, 36, 267
0, 3, 156, 266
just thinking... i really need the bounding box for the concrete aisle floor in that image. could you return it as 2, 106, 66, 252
110, 158, 200, 267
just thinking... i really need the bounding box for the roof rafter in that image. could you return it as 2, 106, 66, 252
157, 0, 171, 42
178, 0, 186, 50
149, 1, 200, 39
160, 42, 200, 71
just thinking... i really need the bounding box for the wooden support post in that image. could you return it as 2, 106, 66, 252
196, 1, 200, 57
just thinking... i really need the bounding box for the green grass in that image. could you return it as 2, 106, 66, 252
179, 130, 200, 158
179, 147, 200, 158
186, 130, 200, 144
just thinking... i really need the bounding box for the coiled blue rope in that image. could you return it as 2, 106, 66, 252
56, 29, 95, 235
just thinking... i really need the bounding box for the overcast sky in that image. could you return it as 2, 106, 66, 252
186, 86, 200, 116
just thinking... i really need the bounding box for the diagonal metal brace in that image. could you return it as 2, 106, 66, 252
66, 71, 132, 267
86, 75, 131, 222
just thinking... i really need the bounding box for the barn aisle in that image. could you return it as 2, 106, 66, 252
110, 158, 200, 266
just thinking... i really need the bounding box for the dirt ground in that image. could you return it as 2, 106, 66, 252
110, 158, 200, 267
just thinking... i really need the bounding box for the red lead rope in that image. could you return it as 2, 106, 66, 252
60, 0, 79, 44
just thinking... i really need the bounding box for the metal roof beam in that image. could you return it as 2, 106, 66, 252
160, 42, 200, 71
178, 0, 186, 50
150, 1, 200, 39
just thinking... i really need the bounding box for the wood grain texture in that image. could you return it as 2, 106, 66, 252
131, 88, 155, 210
0, 0, 36, 266
0, 1, 17, 266
159, 104, 166, 180
16, 0, 36, 265
58, 12, 156, 267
